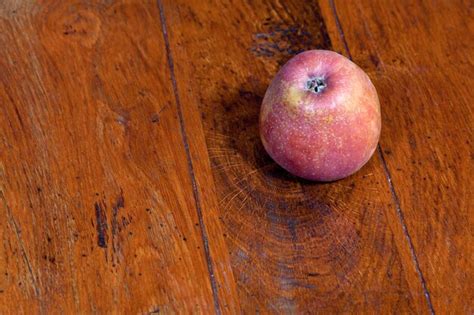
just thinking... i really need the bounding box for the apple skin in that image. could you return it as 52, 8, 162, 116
259, 50, 381, 182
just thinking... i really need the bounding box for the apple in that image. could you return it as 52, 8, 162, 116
259, 50, 381, 181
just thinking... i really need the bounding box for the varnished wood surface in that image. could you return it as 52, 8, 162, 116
0, 0, 472, 313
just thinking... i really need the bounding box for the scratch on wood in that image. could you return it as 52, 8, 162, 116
111, 189, 125, 260
0, 190, 40, 297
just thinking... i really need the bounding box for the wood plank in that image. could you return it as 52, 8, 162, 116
327, 0, 474, 313
161, 0, 431, 312
0, 1, 223, 313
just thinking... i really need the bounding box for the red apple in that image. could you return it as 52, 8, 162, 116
259, 50, 381, 181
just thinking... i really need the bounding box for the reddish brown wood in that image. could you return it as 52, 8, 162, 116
0, 1, 228, 313
326, 0, 474, 313
161, 0, 431, 312
1, 0, 471, 313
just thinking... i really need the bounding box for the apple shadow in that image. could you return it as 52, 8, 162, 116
216, 82, 326, 188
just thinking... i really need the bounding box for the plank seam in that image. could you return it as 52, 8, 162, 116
156, 1, 221, 313
328, 1, 435, 314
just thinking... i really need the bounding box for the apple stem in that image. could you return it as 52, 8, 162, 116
306, 77, 327, 94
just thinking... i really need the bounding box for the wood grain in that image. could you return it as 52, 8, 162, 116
327, 0, 474, 313
1, 0, 471, 313
161, 0, 432, 312
0, 1, 225, 313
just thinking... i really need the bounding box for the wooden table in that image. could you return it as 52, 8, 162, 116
0, 0, 472, 313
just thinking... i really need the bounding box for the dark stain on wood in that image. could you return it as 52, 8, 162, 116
94, 202, 108, 249
111, 191, 125, 238
251, 2, 332, 66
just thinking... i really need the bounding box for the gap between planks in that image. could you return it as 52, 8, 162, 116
156, 0, 222, 314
